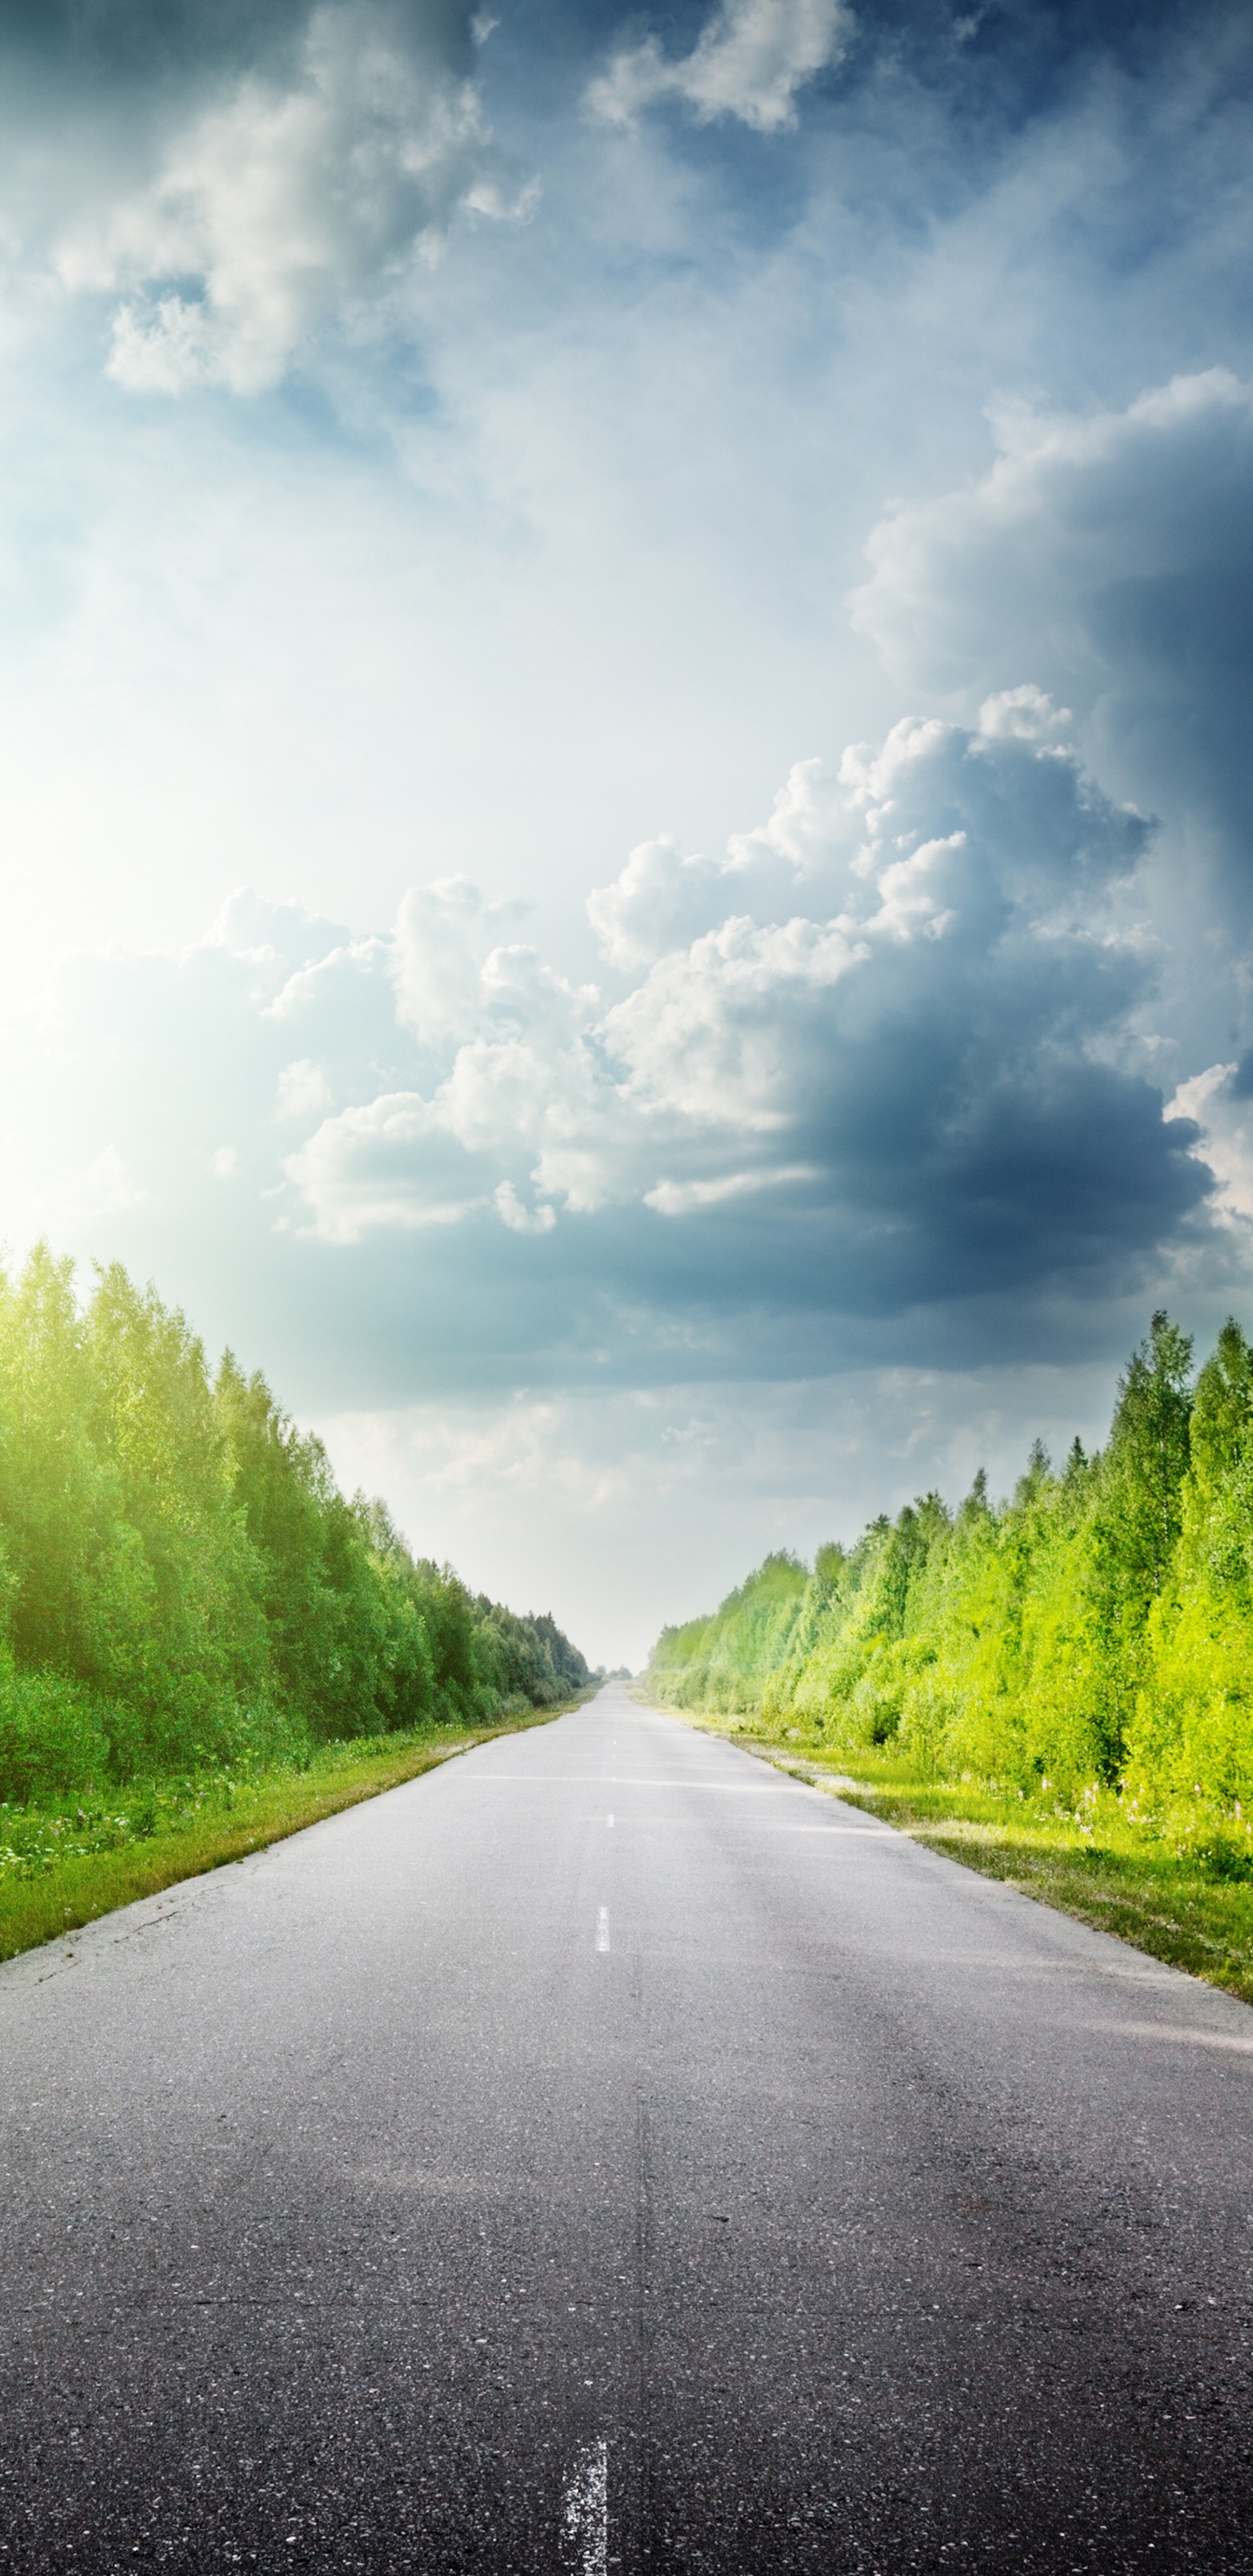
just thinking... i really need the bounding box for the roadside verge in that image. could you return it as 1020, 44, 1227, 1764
0, 1697, 592, 1964
649, 1701, 1253, 2006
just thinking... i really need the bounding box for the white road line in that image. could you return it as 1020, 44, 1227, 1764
561, 2437, 608, 2576
596, 1906, 611, 1953
606, 1813, 615, 1828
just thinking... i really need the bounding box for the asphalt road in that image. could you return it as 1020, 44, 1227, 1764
3, 1683, 1253, 2574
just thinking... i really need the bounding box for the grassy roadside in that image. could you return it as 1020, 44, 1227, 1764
0, 1695, 593, 1964
659, 1705, 1253, 2006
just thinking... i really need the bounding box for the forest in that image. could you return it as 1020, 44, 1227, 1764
647, 1311, 1253, 1850
0, 1244, 592, 1806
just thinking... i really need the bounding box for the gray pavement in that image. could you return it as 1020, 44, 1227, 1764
2, 1681, 1253, 2573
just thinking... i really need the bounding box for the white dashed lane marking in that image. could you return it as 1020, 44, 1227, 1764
562, 2437, 608, 2576
596, 1906, 610, 1954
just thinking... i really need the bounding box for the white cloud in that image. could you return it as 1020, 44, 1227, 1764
847, 359, 1253, 949
978, 685, 1074, 744
210, 890, 352, 974
586, 836, 732, 970
725, 757, 839, 880
54, 0, 519, 394
45, 1144, 148, 1232
391, 878, 503, 1048
276, 1058, 333, 1120
0, 702, 1207, 1399
494, 1180, 558, 1234
852, 368, 1253, 694
1166, 1064, 1253, 1229
586, 0, 852, 133
846, 366, 1253, 1069
644, 1163, 818, 1213
605, 909, 866, 1132
271, 705, 1181, 1279
284, 1091, 483, 1241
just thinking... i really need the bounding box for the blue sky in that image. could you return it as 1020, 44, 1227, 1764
2, 0, 1252, 1662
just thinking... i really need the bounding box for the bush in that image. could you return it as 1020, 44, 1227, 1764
0, 1656, 111, 1803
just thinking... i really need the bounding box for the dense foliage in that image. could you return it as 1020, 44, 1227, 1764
647, 1311, 1253, 1834
0, 1247, 591, 1801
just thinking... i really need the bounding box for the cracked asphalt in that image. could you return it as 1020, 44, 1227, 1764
3, 1681, 1253, 2573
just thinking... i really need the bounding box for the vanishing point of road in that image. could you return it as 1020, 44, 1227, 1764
3, 1682, 1252, 2573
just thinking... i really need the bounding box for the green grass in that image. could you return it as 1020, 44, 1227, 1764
0, 1697, 590, 1964
665, 1707, 1253, 2005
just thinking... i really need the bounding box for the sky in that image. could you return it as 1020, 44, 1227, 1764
2, 0, 1253, 1666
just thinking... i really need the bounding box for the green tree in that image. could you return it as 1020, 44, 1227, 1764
1189, 1318, 1253, 1496
0, 1242, 592, 1797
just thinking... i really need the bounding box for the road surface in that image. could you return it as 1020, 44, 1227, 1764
2, 1683, 1252, 2573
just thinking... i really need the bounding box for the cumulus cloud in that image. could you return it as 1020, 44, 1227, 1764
286, 885, 611, 1238
285, 1091, 486, 1240
50, 0, 518, 392
272, 699, 1172, 1267
573, 708, 1183, 1298
854, 369, 1253, 688
978, 685, 1075, 746
3, 698, 1212, 1407
852, 369, 1253, 949
586, 0, 851, 133
586, 837, 735, 971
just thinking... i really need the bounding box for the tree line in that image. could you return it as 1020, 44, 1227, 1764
0, 1246, 592, 1803
647, 1311, 1253, 1824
